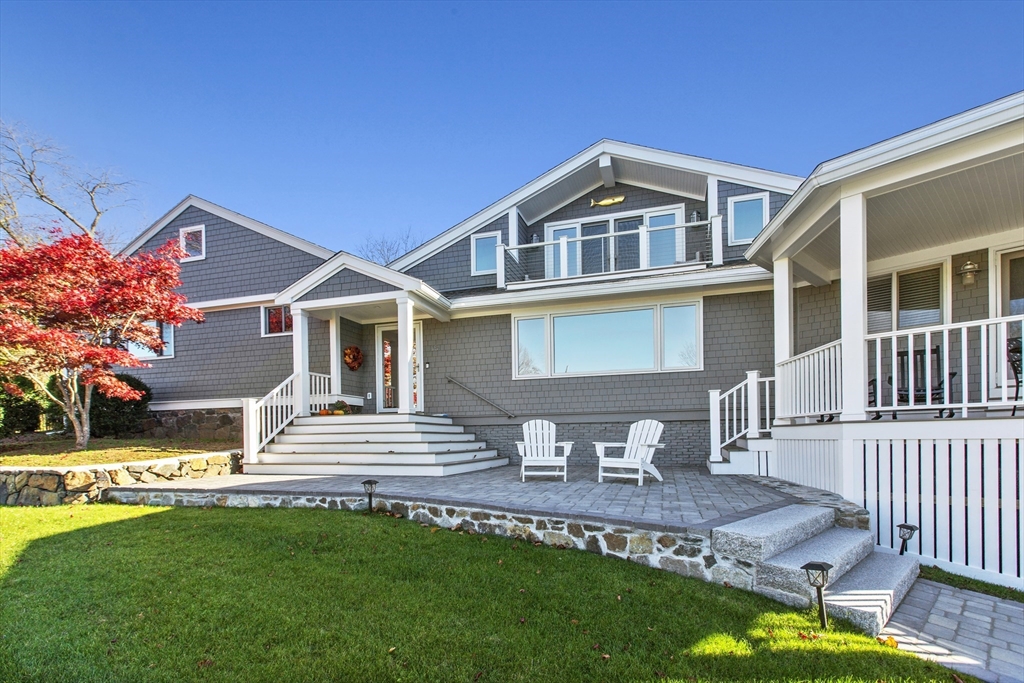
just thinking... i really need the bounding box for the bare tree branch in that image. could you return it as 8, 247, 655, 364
356, 227, 422, 265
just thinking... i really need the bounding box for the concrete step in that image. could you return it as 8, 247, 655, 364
824, 552, 920, 636
244, 455, 509, 477
276, 431, 476, 444
265, 441, 491, 455
292, 414, 454, 427
755, 527, 875, 608
258, 449, 500, 466
285, 422, 465, 435
706, 449, 762, 475
736, 436, 774, 452
712, 505, 835, 563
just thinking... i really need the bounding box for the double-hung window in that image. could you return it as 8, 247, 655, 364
471, 231, 501, 275
513, 301, 701, 378
867, 265, 944, 334
263, 305, 293, 336
129, 321, 174, 359
727, 193, 769, 245
179, 225, 205, 261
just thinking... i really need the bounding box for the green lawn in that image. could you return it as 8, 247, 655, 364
918, 564, 1024, 604
0, 505, 970, 683
0, 437, 240, 468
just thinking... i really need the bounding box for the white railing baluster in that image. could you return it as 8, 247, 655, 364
1000, 321, 1009, 403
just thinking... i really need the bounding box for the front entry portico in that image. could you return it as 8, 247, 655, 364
375, 318, 423, 413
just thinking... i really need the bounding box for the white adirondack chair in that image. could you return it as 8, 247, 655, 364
516, 419, 572, 482
595, 420, 665, 486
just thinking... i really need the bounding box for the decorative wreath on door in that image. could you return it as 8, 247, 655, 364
343, 345, 364, 371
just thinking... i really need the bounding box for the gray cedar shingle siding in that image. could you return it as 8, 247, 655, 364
718, 180, 789, 263
795, 281, 841, 355
952, 249, 989, 322
406, 215, 508, 294
338, 316, 368, 398
297, 268, 399, 302
135, 205, 327, 301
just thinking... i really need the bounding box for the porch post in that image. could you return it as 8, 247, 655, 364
747, 370, 761, 437
708, 177, 723, 266
396, 294, 416, 415
773, 257, 792, 424
839, 193, 868, 421
329, 314, 341, 401
292, 308, 310, 416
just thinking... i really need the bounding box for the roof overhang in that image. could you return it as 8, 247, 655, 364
390, 140, 802, 272
746, 91, 1024, 270
121, 195, 335, 260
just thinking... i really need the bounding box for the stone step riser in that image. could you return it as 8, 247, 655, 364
292, 414, 454, 427
258, 450, 500, 466
244, 456, 508, 477
823, 552, 920, 636
265, 443, 492, 456
276, 432, 476, 443
712, 505, 836, 563
284, 424, 465, 435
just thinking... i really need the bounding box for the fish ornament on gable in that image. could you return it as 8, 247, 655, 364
590, 195, 625, 208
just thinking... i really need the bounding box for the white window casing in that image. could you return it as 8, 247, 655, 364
471, 231, 502, 276
727, 193, 769, 246
866, 263, 946, 334
130, 321, 174, 360
179, 225, 206, 262
262, 304, 294, 337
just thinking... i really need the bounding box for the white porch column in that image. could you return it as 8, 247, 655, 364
774, 257, 793, 363
292, 308, 311, 416
708, 177, 722, 266
329, 314, 341, 400
396, 294, 416, 415
840, 193, 868, 421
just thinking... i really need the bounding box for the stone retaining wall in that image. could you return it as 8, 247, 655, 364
139, 409, 243, 440
0, 451, 242, 506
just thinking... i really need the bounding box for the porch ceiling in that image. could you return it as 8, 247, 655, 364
798, 151, 1024, 270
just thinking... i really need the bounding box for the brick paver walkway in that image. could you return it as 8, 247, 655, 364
116, 465, 799, 531
881, 579, 1024, 683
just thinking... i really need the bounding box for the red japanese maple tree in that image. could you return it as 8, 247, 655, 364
0, 233, 204, 449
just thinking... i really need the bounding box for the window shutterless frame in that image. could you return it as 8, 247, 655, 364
471, 231, 502, 276
511, 299, 703, 379
261, 304, 293, 337
178, 225, 206, 262
130, 321, 174, 360
865, 261, 948, 333
726, 193, 769, 246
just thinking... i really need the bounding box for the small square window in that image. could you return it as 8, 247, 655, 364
727, 194, 769, 245
179, 225, 206, 261
471, 231, 501, 275
263, 305, 293, 336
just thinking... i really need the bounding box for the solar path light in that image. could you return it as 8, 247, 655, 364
897, 523, 919, 555
362, 479, 378, 512
801, 561, 833, 630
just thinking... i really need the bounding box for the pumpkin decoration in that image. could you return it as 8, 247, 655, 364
343, 345, 364, 371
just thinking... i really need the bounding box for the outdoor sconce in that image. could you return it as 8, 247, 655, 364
897, 523, 919, 555
958, 260, 982, 286
801, 561, 833, 629
362, 479, 378, 512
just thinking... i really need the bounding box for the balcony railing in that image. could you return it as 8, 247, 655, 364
498, 219, 711, 287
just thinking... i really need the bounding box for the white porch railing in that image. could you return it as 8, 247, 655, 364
709, 370, 774, 462
498, 219, 711, 288
776, 340, 843, 419
309, 371, 333, 412
866, 314, 1024, 416
242, 372, 298, 464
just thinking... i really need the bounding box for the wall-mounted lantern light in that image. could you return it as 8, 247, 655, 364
958, 260, 982, 286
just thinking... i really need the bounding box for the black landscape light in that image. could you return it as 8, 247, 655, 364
801, 561, 833, 630
897, 523, 919, 556
362, 479, 378, 512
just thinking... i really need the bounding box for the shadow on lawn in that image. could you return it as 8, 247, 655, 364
0, 505, 967, 683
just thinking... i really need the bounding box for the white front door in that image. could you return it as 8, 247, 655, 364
376, 321, 423, 413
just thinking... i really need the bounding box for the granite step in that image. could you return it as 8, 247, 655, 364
824, 551, 920, 636
755, 527, 875, 608
712, 504, 835, 563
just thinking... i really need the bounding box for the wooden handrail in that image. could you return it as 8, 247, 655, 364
445, 376, 516, 418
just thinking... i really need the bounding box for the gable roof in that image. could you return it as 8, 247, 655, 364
389, 139, 803, 272
746, 91, 1024, 267
121, 195, 336, 260
275, 249, 442, 304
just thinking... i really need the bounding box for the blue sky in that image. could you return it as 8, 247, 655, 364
2, 1, 1022, 253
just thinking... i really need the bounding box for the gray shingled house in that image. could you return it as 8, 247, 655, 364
123, 139, 802, 475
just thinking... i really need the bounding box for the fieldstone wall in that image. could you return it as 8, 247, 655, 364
0, 451, 241, 506
140, 408, 243, 440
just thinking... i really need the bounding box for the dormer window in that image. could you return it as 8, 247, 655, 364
179, 225, 206, 262
471, 231, 501, 275
727, 193, 770, 245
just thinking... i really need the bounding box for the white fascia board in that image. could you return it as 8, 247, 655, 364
121, 195, 335, 260
275, 251, 432, 304
190, 293, 278, 312
747, 92, 1024, 265
447, 265, 772, 314
389, 140, 804, 273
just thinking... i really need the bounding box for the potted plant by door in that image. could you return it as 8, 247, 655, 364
332, 400, 350, 416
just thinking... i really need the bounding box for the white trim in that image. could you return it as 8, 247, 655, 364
390, 139, 801, 272
122, 195, 334, 259
374, 320, 423, 413
191, 293, 277, 312
131, 321, 174, 360
726, 192, 770, 246
470, 230, 502, 276
260, 304, 294, 337
511, 299, 703, 380
989, 239, 1024, 318
149, 398, 243, 411
508, 260, 707, 291
275, 252, 439, 305
178, 225, 206, 262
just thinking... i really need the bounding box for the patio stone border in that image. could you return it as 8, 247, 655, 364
0, 451, 242, 506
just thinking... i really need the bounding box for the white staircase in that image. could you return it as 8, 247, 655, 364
712, 504, 919, 635
707, 370, 775, 474
244, 413, 509, 477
